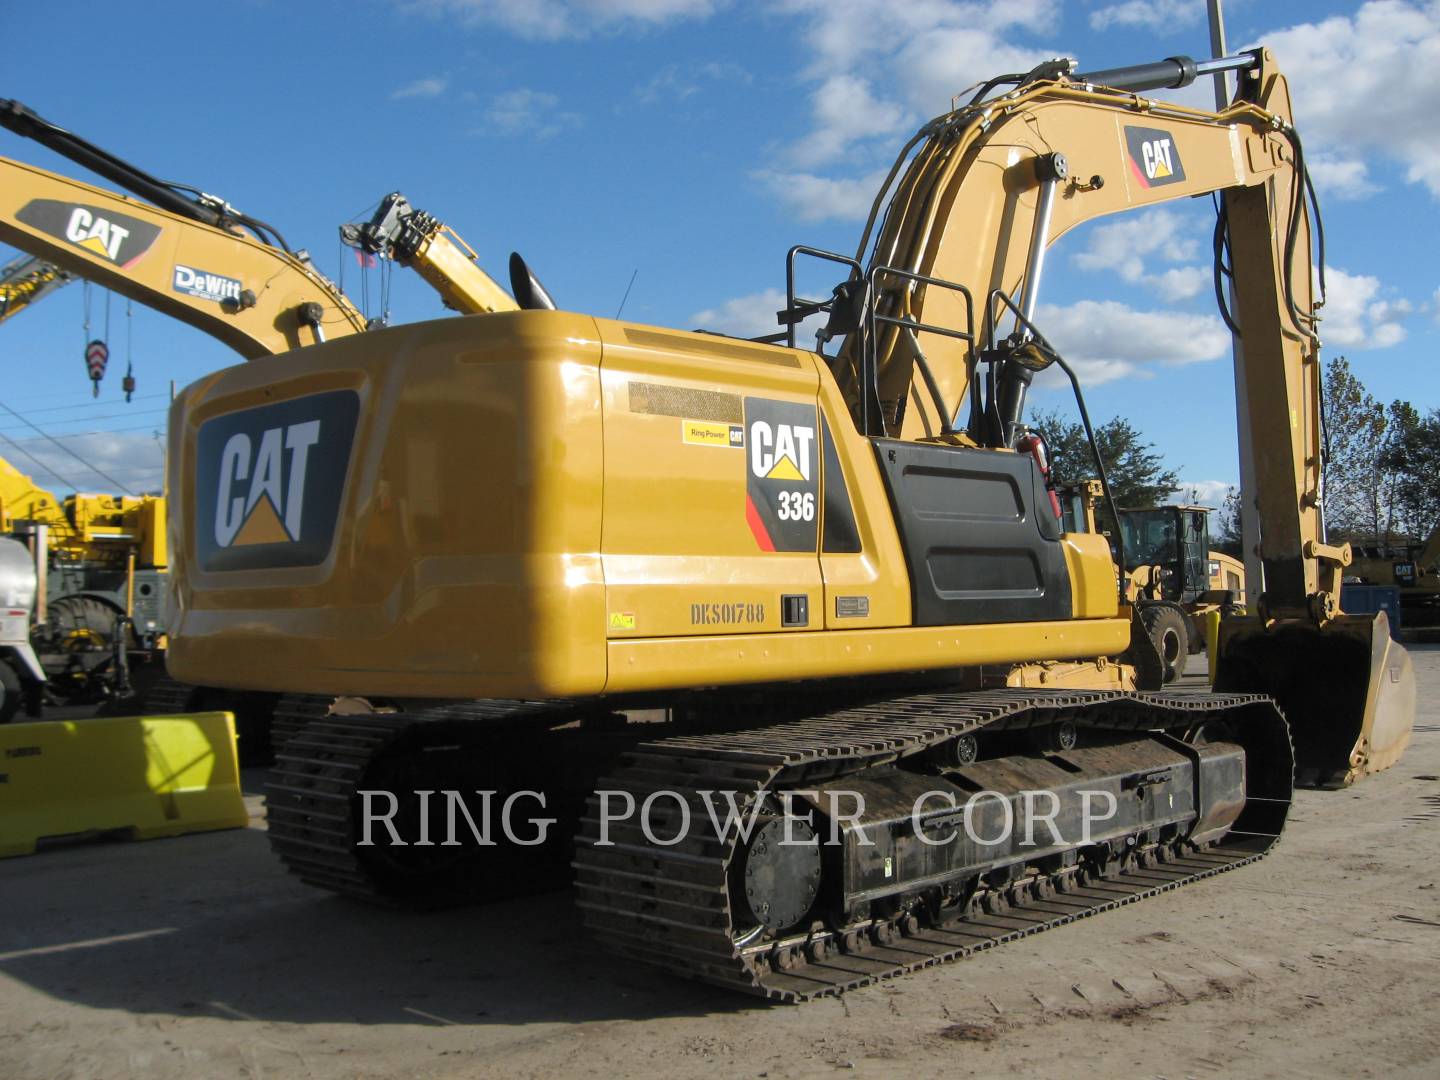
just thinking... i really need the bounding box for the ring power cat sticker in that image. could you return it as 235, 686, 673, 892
195, 390, 360, 572
743, 398, 818, 552
682, 419, 744, 448
1124, 125, 1186, 188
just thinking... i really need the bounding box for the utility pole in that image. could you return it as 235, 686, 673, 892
1208, 0, 1263, 607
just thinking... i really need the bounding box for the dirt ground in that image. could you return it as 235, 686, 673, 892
4, 646, 1439, 1080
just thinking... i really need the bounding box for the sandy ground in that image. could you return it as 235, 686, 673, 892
4, 646, 1439, 1080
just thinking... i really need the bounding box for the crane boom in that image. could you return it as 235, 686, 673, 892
0, 253, 72, 326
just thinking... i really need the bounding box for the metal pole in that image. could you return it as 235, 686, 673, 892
1208, 0, 1263, 608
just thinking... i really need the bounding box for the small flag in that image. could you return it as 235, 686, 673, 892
354, 249, 378, 269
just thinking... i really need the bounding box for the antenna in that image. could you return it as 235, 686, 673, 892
615, 269, 639, 320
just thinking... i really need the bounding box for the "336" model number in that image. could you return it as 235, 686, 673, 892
776, 490, 815, 522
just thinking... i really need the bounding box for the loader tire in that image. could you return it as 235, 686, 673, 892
0, 659, 22, 723
47, 595, 127, 651
1141, 603, 1188, 684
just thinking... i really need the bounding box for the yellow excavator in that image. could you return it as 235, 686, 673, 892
0, 99, 369, 355
171, 49, 1422, 996
1348, 522, 1440, 630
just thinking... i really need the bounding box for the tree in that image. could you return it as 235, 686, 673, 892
1030, 409, 1180, 508
1212, 485, 1243, 557
1382, 405, 1440, 542
1322, 356, 1388, 539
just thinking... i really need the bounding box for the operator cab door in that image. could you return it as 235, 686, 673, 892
1179, 509, 1210, 603
596, 322, 823, 640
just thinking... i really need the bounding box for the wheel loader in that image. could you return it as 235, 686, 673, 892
1057, 486, 1245, 683
161, 49, 1413, 997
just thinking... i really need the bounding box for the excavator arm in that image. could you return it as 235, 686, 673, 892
0, 156, 366, 358
849, 49, 1329, 611
830, 48, 1409, 784
340, 193, 519, 316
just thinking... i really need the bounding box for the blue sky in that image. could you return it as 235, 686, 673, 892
2, 0, 1436, 503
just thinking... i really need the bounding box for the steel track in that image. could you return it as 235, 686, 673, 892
573, 688, 1293, 1000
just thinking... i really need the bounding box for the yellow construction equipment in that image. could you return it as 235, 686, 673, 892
0, 454, 168, 703
0, 99, 368, 356
0, 711, 247, 857
156, 48, 1413, 997
0, 252, 71, 325
1058, 490, 1247, 683
340, 193, 520, 317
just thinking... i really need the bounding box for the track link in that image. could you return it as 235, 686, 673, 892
265, 699, 602, 906
573, 687, 1292, 1001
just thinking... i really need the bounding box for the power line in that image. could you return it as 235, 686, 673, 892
10, 420, 166, 439
15, 393, 169, 416
0, 429, 83, 490
0, 399, 136, 494
0, 407, 169, 435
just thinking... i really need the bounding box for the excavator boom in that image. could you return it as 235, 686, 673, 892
0, 156, 366, 358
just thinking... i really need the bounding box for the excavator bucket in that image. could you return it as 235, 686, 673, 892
1213, 612, 1415, 788
0, 712, 248, 857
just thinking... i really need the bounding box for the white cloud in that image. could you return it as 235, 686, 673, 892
8, 431, 165, 497
1306, 154, 1379, 201
1320, 267, 1411, 350
400, 0, 720, 40
1154, 266, 1210, 302
1258, 1, 1440, 199
1032, 298, 1231, 386
892, 25, 1055, 113
789, 75, 910, 167
479, 89, 580, 138
391, 76, 447, 100
757, 1, 1059, 213
1089, 0, 1202, 32
690, 288, 787, 338
633, 61, 750, 105
751, 167, 889, 223
1072, 208, 1200, 283
1177, 479, 1233, 510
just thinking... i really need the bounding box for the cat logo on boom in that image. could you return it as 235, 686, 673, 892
1124, 125, 1187, 188
194, 390, 360, 572
14, 199, 162, 267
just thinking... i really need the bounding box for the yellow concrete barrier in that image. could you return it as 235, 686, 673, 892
0, 712, 249, 858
